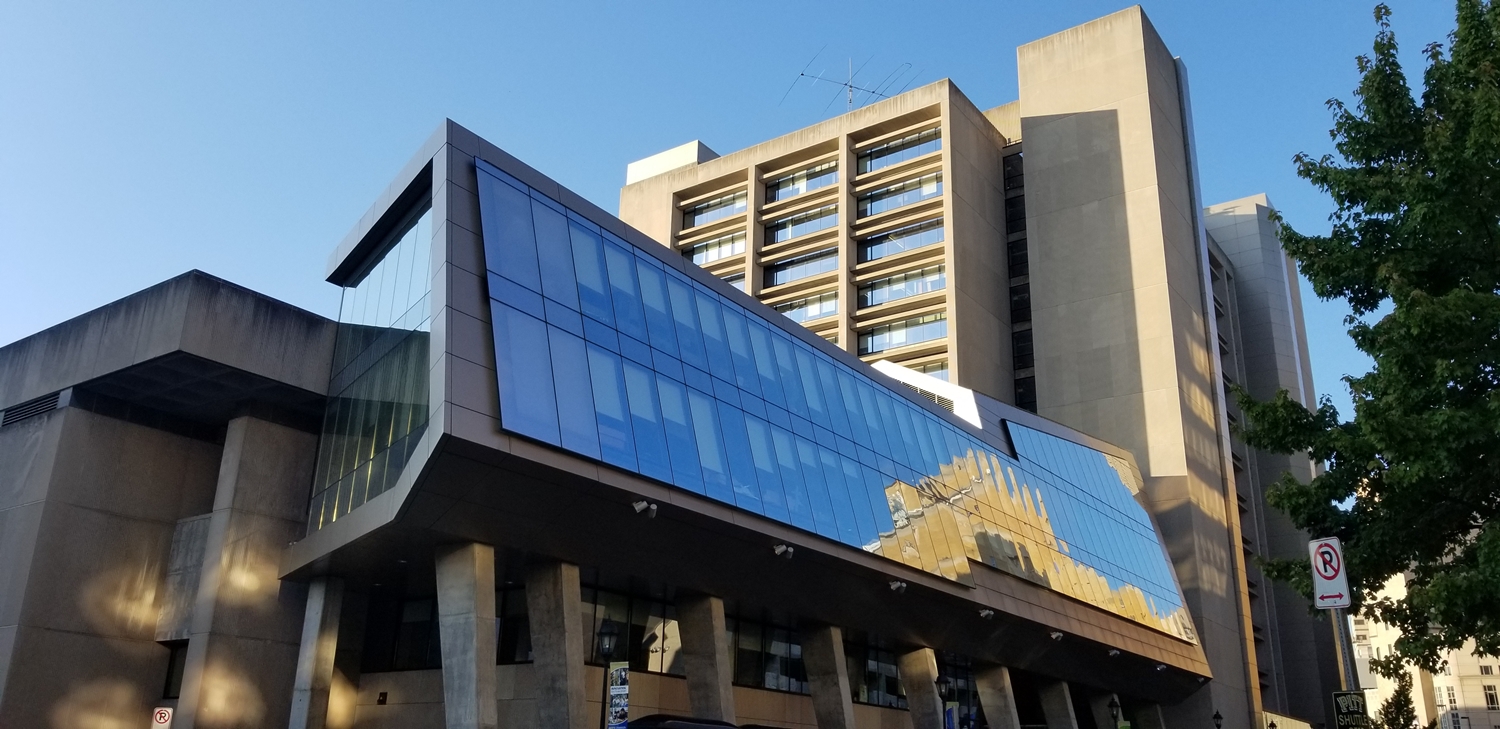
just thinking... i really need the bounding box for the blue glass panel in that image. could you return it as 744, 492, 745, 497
856, 382, 891, 457
770, 427, 816, 532
694, 291, 735, 382
544, 298, 583, 337
656, 376, 704, 495
794, 438, 840, 540
569, 221, 614, 326
492, 304, 559, 445
716, 402, 764, 514
773, 336, 809, 420
622, 360, 672, 484
687, 389, 735, 504
744, 415, 790, 523
587, 345, 637, 471
478, 172, 541, 291
489, 271, 544, 320
582, 316, 618, 352
603, 243, 649, 342
840, 455, 880, 548
793, 348, 830, 429
532, 200, 580, 309
720, 307, 762, 397
666, 276, 708, 370
816, 361, 851, 435
635, 261, 679, 356
684, 364, 714, 395
836, 372, 870, 445
818, 446, 860, 545
861, 464, 897, 533
548, 328, 600, 459
746, 322, 785, 408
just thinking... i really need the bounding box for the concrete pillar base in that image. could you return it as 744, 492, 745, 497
898, 647, 944, 729
289, 577, 344, 729
525, 560, 587, 729
1039, 680, 1080, 729
678, 592, 736, 723
435, 543, 498, 729
801, 624, 857, 729
975, 666, 1023, 729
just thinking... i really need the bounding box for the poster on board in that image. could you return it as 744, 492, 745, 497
606, 662, 629, 729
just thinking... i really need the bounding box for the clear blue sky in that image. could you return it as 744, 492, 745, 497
0, 0, 1455, 415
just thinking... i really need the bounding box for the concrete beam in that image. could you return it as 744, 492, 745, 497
975, 666, 1023, 729
435, 543, 498, 729
897, 647, 944, 729
677, 593, 736, 723
525, 560, 587, 729
801, 624, 857, 729
1039, 681, 1081, 729
289, 577, 344, 729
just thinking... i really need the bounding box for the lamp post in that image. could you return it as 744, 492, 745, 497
1213, 711, 1224, 729
598, 620, 620, 729
1108, 697, 1121, 729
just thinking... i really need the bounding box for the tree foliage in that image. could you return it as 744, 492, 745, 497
1373, 667, 1421, 729
1236, 1, 1500, 670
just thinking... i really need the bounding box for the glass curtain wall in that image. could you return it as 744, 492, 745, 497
476, 158, 1196, 642
309, 206, 433, 530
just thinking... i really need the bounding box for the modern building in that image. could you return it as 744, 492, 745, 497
0, 8, 1336, 729
2, 119, 1213, 729
619, 6, 1337, 729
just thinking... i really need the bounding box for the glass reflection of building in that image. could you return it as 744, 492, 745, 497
474, 158, 1195, 643
309, 206, 433, 529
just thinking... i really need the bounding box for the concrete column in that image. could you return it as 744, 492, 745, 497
677, 593, 736, 723
327, 591, 367, 729
524, 560, 587, 729
174, 416, 318, 729
289, 577, 344, 729
1088, 692, 1121, 729
974, 666, 1023, 729
435, 543, 498, 729
801, 624, 857, 729
897, 647, 945, 729
1038, 681, 1080, 729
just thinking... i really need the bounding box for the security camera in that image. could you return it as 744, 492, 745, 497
889, 580, 908, 593
774, 544, 794, 559
1049, 631, 1064, 641
979, 609, 995, 619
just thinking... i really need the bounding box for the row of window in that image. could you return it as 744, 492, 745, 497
859, 265, 945, 308
684, 231, 745, 265
766, 160, 838, 203
857, 128, 941, 174
774, 292, 838, 323
767, 205, 839, 245
362, 588, 948, 709
766, 248, 838, 287
858, 312, 947, 356
1004, 153, 1035, 413
683, 191, 748, 229
858, 173, 942, 219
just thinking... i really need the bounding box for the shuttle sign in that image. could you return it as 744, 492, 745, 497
1310, 537, 1351, 609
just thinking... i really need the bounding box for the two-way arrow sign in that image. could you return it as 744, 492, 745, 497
1310, 538, 1351, 609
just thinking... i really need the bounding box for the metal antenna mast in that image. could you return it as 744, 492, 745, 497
778, 50, 920, 114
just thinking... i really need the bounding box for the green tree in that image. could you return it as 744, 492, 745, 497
1235, 0, 1500, 670
1372, 663, 1420, 729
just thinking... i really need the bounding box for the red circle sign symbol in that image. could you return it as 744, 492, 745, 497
153, 709, 172, 725
1315, 543, 1342, 580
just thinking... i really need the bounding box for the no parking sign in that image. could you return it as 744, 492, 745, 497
1310, 537, 1351, 609
151, 707, 173, 727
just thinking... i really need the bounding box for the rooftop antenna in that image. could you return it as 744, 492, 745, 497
778, 49, 920, 114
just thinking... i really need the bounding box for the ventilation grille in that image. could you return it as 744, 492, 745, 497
1, 392, 61, 427
900, 382, 955, 413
